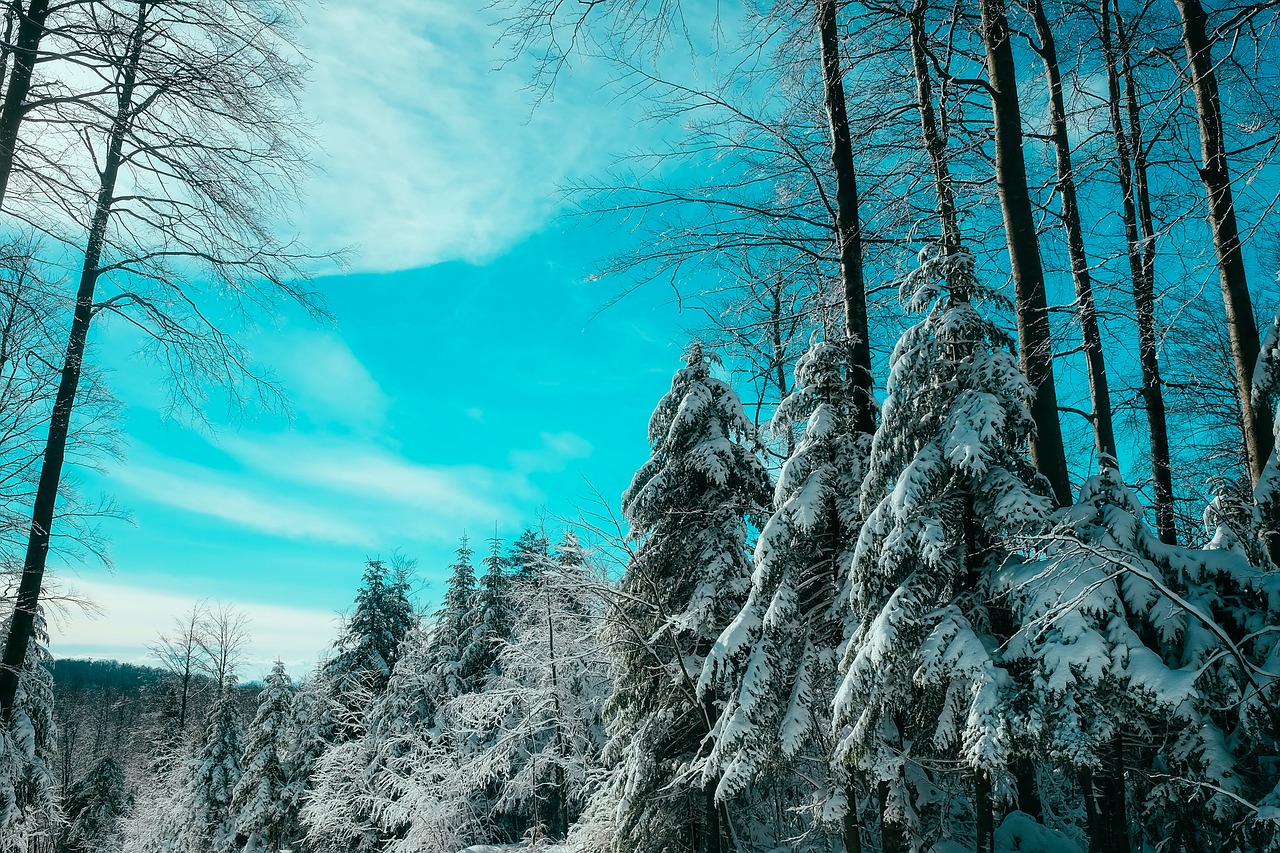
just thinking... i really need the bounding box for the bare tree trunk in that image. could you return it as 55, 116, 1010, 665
0, 0, 50, 209
1027, 0, 1117, 462
1173, 0, 1271, 484
978, 0, 1072, 507
817, 0, 874, 434
1100, 0, 1177, 544
0, 2, 145, 715
907, 0, 962, 263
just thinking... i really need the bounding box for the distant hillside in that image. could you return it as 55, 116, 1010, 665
53, 657, 169, 691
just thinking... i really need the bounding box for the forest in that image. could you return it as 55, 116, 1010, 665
0, 0, 1278, 852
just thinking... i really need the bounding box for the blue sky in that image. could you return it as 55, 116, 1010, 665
47, 0, 693, 678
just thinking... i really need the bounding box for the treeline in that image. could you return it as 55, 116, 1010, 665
28, 538, 611, 853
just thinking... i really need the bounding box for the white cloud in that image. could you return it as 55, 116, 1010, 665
46, 577, 340, 678
509, 431, 593, 473
109, 426, 593, 551
296, 0, 615, 273
112, 463, 377, 546
252, 327, 390, 431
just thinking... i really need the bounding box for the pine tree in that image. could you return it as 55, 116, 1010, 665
187, 682, 244, 853
281, 675, 333, 848
434, 537, 481, 697
834, 248, 1052, 851
61, 754, 129, 853
323, 558, 416, 732
510, 529, 551, 582
459, 534, 517, 689
1002, 461, 1192, 851
699, 339, 869, 843
598, 342, 771, 853
0, 607, 59, 853
233, 662, 294, 852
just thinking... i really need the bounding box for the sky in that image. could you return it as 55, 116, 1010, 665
46, 0, 695, 679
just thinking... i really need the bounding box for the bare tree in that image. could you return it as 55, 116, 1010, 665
146, 602, 207, 731
0, 0, 325, 716
1024, 0, 1117, 464
194, 601, 251, 695
1172, 0, 1271, 486
978, 0, 1072, 510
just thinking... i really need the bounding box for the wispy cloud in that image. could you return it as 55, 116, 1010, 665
296, 1, 618, 273
112, 463, 377, 546
251, 326, 390, 432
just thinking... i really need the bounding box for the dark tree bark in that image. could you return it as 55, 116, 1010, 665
977, 0, 1072, 508
817, 8, 873, 853
1026, 0, 1117, 463
0, 1, 146, 715
907, 0, 962, 264
1100, 0, 1176, 545
0, 0, 51, 208
1173, 0, 1271, 485
975, 768, 995, 853
817, 0, 875, 435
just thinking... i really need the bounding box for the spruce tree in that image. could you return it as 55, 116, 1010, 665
188, 682, 244, 853
510, 529, 551, 582
323, 558, 416, 727
834, 249, 1052, 851
600, 342, 771, 853
459, 534, 517, 689
233, 661, 294, 852
61, 754, 129, 853
433, 537, 481, 697
700, 339, 868, 842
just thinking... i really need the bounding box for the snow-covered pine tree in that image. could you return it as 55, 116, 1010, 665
597, 342, 771, 853
0, 607, 59, 853
434, 537, 481, 697
834, 248, 1052, 853
1001, 460, 1200, 851
61, 754, 129, 853
510, 528, 551, 582
322, 558, 416, 737
443, 528, 613, 844
233, 661, 295, 852
299, 559, 417, 853
459, 534, 517, 690
187, 680, 245, 853
699, 339, 869, 848
303, 540, 478, 853
281, 674, 333, 848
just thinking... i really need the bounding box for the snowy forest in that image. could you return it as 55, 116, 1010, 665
0, 0, 1279, 852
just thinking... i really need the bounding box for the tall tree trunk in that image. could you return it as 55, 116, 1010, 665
907, 0, 962, 265
702, 693, 723, 853
0, 2, 145, 716
817, 0, 875, 434
1079, 769, 1106, 853
818, 7, 873, 851
1096, 734, 1131, 853
1101, 0, 1177, 544
0, 0, 50, 209
1027, 0, 1117, 462
977, 0, 1072, 507
1173, 0, 1271, 483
